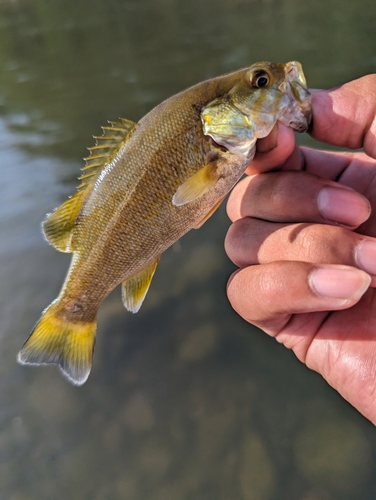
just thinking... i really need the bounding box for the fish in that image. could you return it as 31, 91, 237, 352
17, 61, 312, 385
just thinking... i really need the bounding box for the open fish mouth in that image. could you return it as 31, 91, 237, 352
279, 61, 312, 132
279, 107, 312, 133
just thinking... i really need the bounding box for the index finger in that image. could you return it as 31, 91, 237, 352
310, 75, 376, 157
245, 123, 296, 175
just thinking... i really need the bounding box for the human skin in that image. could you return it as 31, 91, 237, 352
224, 75, 376, 424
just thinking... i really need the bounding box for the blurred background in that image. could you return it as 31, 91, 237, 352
1, 0, 376, 499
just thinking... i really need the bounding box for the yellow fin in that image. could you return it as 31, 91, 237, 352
172, 162, 219, 206
17, 301, 96, 386
42, 191, 84, 253
193, 196, 225, 229
122, 257, 161, 313
43, 118, 136, 253
79, 118, 136, 190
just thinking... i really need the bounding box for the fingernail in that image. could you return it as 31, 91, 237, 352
356, 240, 376, 276
310, 266, 371, 300
317, 186, 370, 226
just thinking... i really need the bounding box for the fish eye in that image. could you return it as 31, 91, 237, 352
252, 71, 270, 88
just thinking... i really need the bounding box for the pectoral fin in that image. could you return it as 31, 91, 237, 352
172, 163, 219, 207
122, 257, 161, 313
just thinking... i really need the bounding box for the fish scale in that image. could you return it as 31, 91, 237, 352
18, 61, 312, 385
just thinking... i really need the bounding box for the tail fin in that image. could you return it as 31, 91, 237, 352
17, 301, 96, 386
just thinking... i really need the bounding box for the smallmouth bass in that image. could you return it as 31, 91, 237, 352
18, 61, 312, 385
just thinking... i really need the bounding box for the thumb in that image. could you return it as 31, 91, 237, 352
310, 75, 376, 158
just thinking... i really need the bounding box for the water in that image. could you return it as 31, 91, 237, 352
1, 1, 376, 498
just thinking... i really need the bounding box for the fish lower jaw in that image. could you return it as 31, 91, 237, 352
278, 110, 311, 133
278, 98, 312, 133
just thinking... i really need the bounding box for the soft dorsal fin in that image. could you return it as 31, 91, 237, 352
43, 118, 136, 253
122, 257, 161, 313
42, 191, 84, 252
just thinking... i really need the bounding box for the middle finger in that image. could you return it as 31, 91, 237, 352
225, 218, 376, 285
227, 171, 371, 228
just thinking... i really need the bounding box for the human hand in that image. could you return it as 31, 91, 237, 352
224, 75, 376, 424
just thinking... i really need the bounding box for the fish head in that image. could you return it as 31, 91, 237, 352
201, 61, 312, 158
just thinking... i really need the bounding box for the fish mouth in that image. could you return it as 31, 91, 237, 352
279, 61, 312, 133
278, 104, 312, 133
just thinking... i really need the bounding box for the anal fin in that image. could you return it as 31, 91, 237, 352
122, 257, 161, 313
172, 162, 220, 207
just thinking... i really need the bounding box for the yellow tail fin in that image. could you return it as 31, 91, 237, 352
17, 301, 96, 386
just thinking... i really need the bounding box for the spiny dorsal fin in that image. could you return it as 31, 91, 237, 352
43, 118, 136, 253
79, 118, 136, 190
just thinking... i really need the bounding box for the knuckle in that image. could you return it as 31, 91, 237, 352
225, 218, 244, 247
359, 74, 376, 99
224, 218, 253, 265
295, 224, 354, 263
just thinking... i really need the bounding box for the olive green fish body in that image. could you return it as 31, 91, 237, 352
68, 141, 243, 308
59, 72, 254, 318
18, 61, 312, 385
